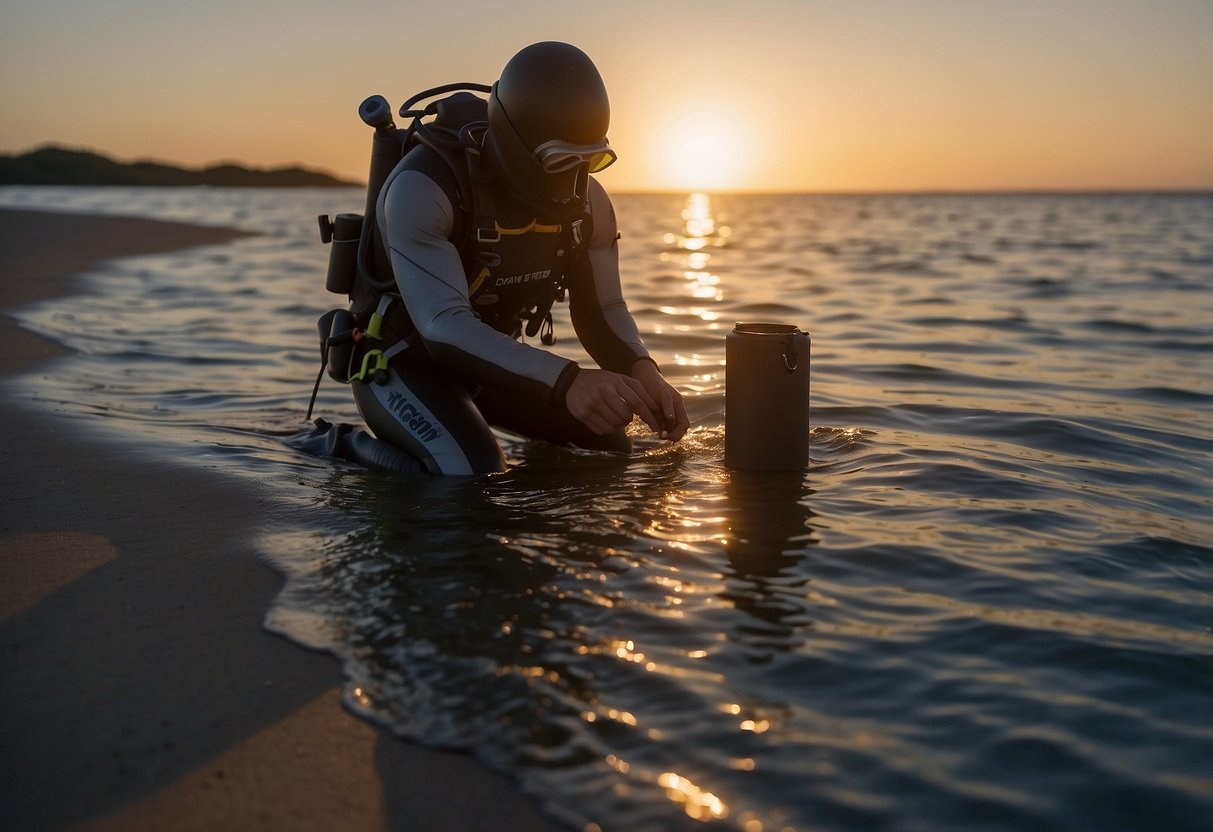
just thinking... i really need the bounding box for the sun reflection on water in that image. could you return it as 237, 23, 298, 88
654, 192, 735, 381
663, 192, 732, 250
657, 771, 729, 821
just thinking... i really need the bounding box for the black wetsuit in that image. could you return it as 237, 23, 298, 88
352, 145, 653, 474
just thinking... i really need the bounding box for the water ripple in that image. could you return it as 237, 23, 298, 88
3, 187, 1212, 831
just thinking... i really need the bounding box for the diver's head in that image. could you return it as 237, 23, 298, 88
486, 42, 616, 213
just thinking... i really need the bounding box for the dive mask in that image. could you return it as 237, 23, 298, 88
531, 138, 617, 174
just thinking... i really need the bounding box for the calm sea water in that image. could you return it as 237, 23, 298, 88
2, 186, 1210, 831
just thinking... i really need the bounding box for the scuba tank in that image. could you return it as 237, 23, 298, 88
314, 93, 401, 298
316, 92, 409, 298
358, 94, 405, 218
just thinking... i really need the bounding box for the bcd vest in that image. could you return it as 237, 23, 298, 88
351, 161, 592, 353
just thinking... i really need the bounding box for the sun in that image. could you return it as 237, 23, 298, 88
656, 107, 752, 192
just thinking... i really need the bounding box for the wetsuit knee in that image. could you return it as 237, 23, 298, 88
353, 357, 506, 475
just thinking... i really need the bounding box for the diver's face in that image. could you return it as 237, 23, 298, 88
485, 123, 582, 207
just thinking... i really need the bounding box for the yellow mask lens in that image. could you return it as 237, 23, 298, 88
587, 150, 616, 173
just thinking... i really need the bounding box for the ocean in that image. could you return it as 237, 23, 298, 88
2, 186, 1210, 831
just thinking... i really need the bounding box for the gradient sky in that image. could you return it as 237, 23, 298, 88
2, 0, 1210, 192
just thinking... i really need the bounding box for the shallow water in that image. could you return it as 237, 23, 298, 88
3, 186, 1211, 831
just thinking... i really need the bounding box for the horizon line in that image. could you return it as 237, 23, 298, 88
612, 187, 1213, 196
2, 183, 1210, 197
5, 143, 1211, 198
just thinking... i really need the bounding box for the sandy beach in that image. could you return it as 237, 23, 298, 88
0, 209, 564, 831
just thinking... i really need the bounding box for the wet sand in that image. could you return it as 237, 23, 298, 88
0, 209, 564, 831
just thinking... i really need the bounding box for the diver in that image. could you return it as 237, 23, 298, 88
323, 41, 689, 475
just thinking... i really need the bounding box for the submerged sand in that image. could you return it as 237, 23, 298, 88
0, 208, 563, 831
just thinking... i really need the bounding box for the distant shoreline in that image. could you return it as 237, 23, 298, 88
0, 146, 359, 188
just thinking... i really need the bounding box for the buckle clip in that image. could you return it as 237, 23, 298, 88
351, 349, 390, 385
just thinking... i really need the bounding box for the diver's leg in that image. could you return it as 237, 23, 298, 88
474, 386, 631, 453
352, 353, 507, 474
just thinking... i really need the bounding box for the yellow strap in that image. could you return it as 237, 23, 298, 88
495, 219, 561, 235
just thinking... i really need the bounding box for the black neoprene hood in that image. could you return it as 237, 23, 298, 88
490, 41, 611, 151
484, 41, 611, 211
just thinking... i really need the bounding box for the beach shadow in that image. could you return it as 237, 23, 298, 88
0, 436, 340, 828
0, 430, 563, 831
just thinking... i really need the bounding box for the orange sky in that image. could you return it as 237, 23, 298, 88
1, 0, 1210, 192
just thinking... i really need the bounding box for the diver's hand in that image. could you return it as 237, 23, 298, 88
631, 359, 689, 441
565, 368, 661, 436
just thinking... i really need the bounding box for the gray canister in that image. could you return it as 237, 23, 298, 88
325, 213, 363, 294
725, 322, 811, 471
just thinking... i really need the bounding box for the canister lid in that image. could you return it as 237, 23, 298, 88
731, 322, 803, 336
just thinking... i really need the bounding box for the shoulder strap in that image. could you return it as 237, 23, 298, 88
460, 126, 502, 269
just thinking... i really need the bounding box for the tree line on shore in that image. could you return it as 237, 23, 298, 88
0, 146, 359, 187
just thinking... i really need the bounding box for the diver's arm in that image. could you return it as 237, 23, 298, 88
567, 180, 654, 374
567, 181, 689, 440
378, 169, 579, 402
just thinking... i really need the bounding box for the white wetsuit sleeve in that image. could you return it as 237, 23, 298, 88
378, 168, 577, 401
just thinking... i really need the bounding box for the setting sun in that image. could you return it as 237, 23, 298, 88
654, 107, 754, 192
